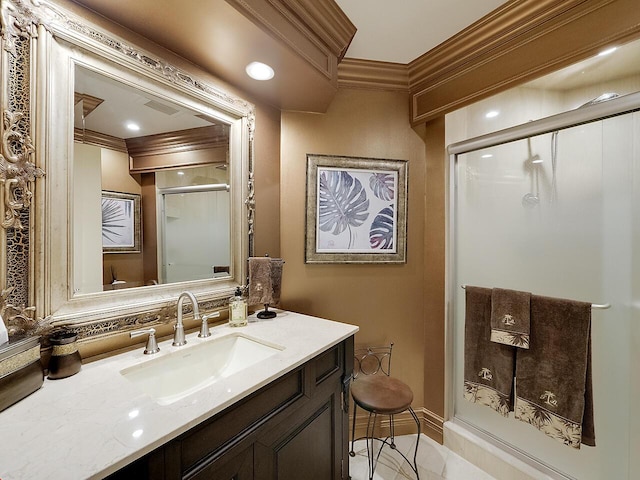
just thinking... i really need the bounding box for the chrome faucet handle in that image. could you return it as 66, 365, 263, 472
130, 328, 160, 355
199, 312, 221, 338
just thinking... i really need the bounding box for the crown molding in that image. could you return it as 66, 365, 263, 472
227, 0, 356, 80
336, 0, 640, 124
125, 126, 229, 158
74, 92, 104, 118
407, 0, 582, 89
408, 0, 640, 124
281, 0, 357, 60
337, 58, 409, 92
73, 129, 127, 153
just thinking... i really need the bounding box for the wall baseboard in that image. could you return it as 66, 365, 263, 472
349, 406, 444, 444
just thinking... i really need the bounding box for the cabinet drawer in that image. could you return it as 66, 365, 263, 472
314, 344, 341, 385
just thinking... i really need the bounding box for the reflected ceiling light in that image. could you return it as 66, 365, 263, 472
245, 61, 275, 81
485, 110, 500, 119
598, 47, 617, 57
132, 429, 143, 439
128, 409, 139, 419
177, 171, 185, 176
126, 122, 140, 131
481, 154, 493, 158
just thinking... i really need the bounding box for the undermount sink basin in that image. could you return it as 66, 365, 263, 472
120, 333, 283, 405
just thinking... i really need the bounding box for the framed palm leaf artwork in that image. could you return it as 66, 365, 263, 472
305, 154, 408, 263
101, 191, 141, 253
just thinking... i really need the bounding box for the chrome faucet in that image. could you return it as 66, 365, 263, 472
173, 291, 200, 346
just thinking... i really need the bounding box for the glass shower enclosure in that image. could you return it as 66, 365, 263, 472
449, 92, 640, 479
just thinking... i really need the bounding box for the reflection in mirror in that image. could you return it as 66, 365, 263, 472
73, 66, 231, 295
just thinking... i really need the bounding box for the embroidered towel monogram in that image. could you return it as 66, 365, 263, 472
464, 286, 516, 417
514, 294, 595, 449
490, 288, 531, 349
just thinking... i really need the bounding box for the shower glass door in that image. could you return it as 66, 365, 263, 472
160, 189, 230, 284
451, 109, 639, 479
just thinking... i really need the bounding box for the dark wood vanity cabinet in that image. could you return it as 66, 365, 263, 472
107, 337, 354, 480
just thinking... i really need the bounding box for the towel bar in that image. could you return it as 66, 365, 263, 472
459, 285, 611, 309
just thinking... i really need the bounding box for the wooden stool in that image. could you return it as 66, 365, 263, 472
349, 347, 420, 479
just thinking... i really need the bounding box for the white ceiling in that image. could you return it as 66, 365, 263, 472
334, 0, 510, 63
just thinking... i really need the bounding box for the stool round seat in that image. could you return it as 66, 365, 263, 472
351, 374, 414, 415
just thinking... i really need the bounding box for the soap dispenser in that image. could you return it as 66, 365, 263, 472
228, 287, 248, 327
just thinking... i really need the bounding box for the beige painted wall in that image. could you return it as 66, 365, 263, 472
280, 88, 429, 413
252, 101, 282, 259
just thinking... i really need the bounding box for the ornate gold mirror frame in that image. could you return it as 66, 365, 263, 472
0, 0, 255, 351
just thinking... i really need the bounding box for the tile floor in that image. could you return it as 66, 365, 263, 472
349, 434, 497, 480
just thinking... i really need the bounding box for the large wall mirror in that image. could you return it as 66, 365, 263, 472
0, 0, 254, 346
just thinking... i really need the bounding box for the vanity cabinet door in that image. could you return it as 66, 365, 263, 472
254, 397, 340, 480
253, 341, 351, 480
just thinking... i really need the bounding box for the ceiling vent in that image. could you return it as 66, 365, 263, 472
144, 100, 179, 116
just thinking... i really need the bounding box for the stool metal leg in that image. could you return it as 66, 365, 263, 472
389, 414, 396, 449
408, 406, 421, 479
365, 412, 377, 480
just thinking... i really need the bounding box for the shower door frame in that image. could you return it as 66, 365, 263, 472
445, 90, 640, 477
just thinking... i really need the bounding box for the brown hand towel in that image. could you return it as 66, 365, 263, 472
464, 286, 516, 417
491, 288, 531, 349
248, 257, 273, 306
248, 257, 285, 306
269, 258, 284, 306
514, 294, 595, 448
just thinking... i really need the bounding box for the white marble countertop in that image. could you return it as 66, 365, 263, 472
0, 311, 358, 480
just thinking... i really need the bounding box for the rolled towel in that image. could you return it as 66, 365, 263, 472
464, 286, 516, 417
491, 288, 531, 349
514, 294, 595, 448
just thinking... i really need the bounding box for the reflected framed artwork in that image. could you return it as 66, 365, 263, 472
101, 191, 141, 253
305, 154, 408, 264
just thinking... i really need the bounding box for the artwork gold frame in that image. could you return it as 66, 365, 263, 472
101, 191, 141, 253
305, 154, 408, 264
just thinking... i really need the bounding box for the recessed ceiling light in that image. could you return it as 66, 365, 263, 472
126, 122, 140, 131
485, 110, 500, 119
598, 47, 617, 57
245, 61, 275, 81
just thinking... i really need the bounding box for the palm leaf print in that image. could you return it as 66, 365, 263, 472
529, 403, 553, 428
509, 332, 530, 348
102, 199, 127, 243
369, 173, 395, 201
318, 170, 369, 247
369, 206, 394, 249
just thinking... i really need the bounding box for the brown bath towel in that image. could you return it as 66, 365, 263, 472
491, 288, 531, 349
248, 257, 284, 306
514, 294, 595, 448
464, 286, 516, 417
